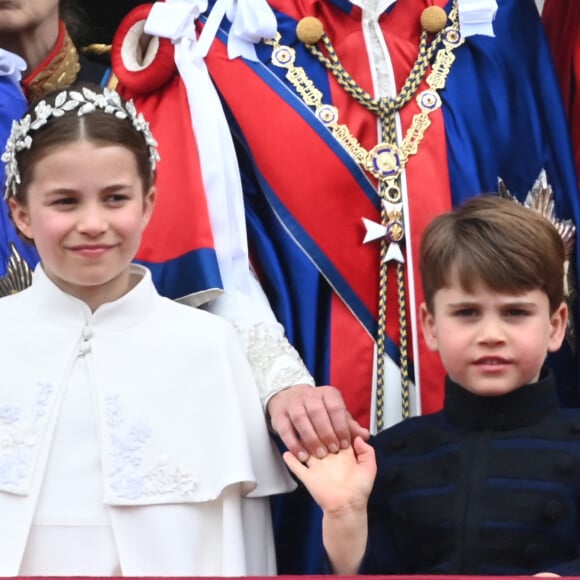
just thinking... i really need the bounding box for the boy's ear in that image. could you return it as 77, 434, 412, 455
548, 301, 569, 353
8, 198, 32, 240
420, 302, 439, 351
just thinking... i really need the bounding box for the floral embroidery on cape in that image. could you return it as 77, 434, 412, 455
105, 394, 198, 500
0, 382, 53, 489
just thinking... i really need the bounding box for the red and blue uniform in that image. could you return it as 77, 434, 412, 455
542, 0, 580, 187
0, 76, 36, 279
201, 0, 580, 572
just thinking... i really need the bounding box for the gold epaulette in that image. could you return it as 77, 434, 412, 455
82, 43, 112, 58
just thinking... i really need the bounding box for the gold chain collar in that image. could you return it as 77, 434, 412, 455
266, 4, 462, 189
265, 5, 462, 427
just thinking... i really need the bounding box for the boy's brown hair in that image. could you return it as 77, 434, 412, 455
419, 195, 566, 313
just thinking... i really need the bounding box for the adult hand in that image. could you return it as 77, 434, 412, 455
267, 384, 370, 462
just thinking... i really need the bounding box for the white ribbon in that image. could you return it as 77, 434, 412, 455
144, 0, 255, 297
195, 0, 276, 61
457, 0, 498, 37
145, 0, 206, 46
142, 0, 304, 395
0, 49, 27, 88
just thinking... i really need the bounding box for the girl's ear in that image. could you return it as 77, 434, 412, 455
141, 186, 156, 230
420, 302, 439, 352
8, 198, 33, 240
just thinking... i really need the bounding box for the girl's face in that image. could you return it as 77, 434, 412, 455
9, 140, 155, 310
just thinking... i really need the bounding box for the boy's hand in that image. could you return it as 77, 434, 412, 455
283, 436, 376, 514
284, 437, 376, 575
268, 384, 370, 463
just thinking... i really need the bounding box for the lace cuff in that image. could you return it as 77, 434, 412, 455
231, 321, 315, 407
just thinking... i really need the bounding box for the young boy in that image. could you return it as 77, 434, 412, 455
284, 195, 580, 576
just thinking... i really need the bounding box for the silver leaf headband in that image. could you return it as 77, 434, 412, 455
1, 86, 160, 199
498, 169, 576, 266
498, 169, 577, 349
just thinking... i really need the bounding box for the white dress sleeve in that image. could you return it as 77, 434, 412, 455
200, 278, 315, 408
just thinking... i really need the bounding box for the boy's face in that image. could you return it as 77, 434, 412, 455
420, 277, 567, 396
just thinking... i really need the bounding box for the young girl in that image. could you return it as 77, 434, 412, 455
0, 84, 295, 576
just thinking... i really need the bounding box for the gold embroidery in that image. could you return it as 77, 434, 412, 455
25, 30, 80, 103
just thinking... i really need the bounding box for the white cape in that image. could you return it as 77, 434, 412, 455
0, 265, 295, 576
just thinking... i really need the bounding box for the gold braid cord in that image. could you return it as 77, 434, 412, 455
267, 4, 462, 429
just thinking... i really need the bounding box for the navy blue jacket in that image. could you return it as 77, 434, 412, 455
362, 370, 580, 575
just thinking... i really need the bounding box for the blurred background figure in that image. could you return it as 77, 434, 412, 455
0, 0, 112, 292
543, 0, 580, 188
